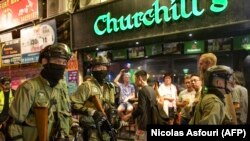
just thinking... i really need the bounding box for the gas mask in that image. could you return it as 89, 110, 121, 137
41, 63, 66, 87
92, 70, 108, 84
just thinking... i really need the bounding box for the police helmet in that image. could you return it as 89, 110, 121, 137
90, 55, 110, 67
38, 43, 72, 63
204, 65, 234, 87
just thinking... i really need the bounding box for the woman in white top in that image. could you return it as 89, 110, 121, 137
158, 73, 177, 125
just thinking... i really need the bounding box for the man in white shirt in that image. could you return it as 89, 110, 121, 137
176, 75, 196, 124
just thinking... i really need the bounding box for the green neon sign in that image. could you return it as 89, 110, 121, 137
94, 0, 228, 36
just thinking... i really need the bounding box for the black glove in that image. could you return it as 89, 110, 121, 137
92, 111, 107, 141
92, 111, 106, 124
102, 119, 117, 141
92, 111, 117, 141
92, 111, 109, 131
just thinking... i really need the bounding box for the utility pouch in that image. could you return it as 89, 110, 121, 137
8, 123, 23, 141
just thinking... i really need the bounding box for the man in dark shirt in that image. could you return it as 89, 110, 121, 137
123, 70, 156, 140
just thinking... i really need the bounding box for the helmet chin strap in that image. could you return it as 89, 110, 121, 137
223, 78, 231, 94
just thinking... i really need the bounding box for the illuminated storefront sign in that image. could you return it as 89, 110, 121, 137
94, 0, 228, 35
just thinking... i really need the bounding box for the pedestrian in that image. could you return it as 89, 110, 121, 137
114, 69, 135, 122
176, 75, 196, 125
123, 70, 156, 141
231, 71, 248, 124
198, 52, 237, 124
158, 72, 178, 125
198, 53, 217, 81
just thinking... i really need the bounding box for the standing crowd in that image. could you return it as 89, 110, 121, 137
0, 43, 248, 141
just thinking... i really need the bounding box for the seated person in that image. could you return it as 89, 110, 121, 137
114, 69, 135, 120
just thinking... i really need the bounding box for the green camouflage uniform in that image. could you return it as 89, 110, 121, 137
189, 94, 227, 125
70, 79, 115, 141
8, 75, 71, 141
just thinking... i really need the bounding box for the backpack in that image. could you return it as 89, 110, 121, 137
142, 86, 168, 125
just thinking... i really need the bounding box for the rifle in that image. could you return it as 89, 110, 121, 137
102, 118, 117, 141
92, 96, 117, 141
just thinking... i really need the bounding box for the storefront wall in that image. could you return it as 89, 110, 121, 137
72, 0, 250, 49
72, 0, 250, 123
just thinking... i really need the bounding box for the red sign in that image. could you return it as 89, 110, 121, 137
0, 0, 39, 31
67, 52, 78, 71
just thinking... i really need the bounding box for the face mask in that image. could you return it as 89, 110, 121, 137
92, 70, 108, 84
41, 63, 66, 87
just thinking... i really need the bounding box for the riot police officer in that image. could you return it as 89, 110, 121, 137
189, 65, 235, 124
70, 55, 117, 141
8, 43, 72, 141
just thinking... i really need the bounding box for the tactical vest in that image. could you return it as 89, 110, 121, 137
23, 76, 71, 128
8, 76, 71, 141
79, 80, 116, 126
84, 80, 116, 108
0, 89, 14, 113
